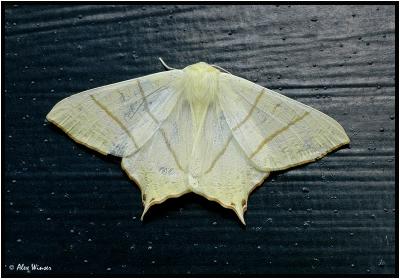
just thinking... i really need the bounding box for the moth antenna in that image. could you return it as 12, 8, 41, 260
158, 57, 177, 71
211, 64, 232, 75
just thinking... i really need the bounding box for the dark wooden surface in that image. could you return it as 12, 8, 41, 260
3, 4, 397, 275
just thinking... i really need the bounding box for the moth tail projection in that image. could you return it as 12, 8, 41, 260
235, 208, 246, 226
140, 203, 151, 221
120, 127, 192, 222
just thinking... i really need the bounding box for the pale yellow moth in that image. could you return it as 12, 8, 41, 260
46, 58, 350, 225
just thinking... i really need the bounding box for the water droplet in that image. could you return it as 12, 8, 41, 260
379, 128, 384, 132
370, 214, 376, 219
351, 263, 355, 268
303, 220, 311, 227
88, 238, 92, 242
352, 14, 356, 17
46, 217, 51, 221
310, 18, 318, 22
390, 115, 394, 120
302, 187, 310, 193
12, 179, 16, 183
333, 209, 338, 214
106, 267, 111, 271
349, 232, 354, 236
148, 245, 152, 250
151, 260, 155, 264
70, 229, 75, 233
212, 221, 217, 225
288, 208, 292, 212
17, 238, 22, 242
311, 258, 320, 269
378, 259, 385, 267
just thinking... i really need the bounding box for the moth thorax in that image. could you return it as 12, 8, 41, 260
183, 62, 219, 103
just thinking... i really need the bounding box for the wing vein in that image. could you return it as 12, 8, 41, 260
249, 111, 310, 159
232, 89, 264, 131
89, 95, 139, 149
136, 80, 185, 171
137, 80, 160, 125
204, 134, 234, 174
225, 86, 308, 153
160, 128, 184, 171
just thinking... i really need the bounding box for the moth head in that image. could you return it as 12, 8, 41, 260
181, 62, 219, 107
184, 62, 220, 74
